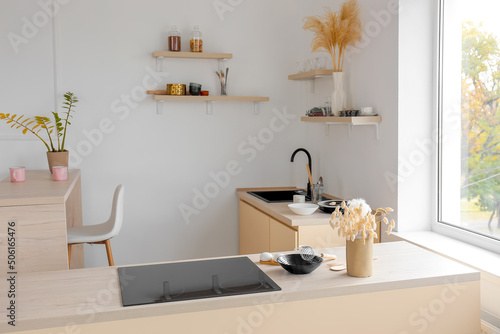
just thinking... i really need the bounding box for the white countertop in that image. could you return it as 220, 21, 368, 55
0, 241, 479, 332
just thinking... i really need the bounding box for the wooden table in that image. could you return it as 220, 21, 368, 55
0, 242, 480, 333
0, 170, 83, 272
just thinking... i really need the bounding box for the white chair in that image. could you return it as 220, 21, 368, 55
67, 185, 124, 267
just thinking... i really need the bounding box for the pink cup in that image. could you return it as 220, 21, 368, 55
52, 166, 68, 181
10, 167, 26, 182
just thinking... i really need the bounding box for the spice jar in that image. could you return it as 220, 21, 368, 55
190, 26, 203, 52
168, 26, 181, 52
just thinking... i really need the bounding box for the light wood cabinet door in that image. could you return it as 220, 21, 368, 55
297, 225, 346, 249
239, 201, 270, 254
269, 218, 297, 252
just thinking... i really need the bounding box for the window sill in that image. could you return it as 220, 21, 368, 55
393, 231, 500, 278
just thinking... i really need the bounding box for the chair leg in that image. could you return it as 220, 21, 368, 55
104, 239, 114, 266
68, 244, 72, 268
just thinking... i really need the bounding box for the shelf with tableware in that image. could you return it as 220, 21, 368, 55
149, 50, 269, 115
301, 115, 382, 139
147, 90, 269, 115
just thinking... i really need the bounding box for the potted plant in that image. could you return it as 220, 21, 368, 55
303, 0, 362, 115
330, 198, 395, 277
0, 92, 78, 172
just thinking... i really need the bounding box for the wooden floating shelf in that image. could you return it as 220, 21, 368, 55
301, 116, 382, 139
300, 115, 381, 123
154, 95, 269, 102
147, 91, 269, 115
152, 51, 233, 60
288, 70, 334, 80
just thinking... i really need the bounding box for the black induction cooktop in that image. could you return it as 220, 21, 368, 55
118, 256, 281, 307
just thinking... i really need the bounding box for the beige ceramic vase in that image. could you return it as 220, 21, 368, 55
46, 151, 69, 173
346, 235, 374, 277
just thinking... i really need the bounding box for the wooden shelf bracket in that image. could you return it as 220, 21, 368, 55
324, 121, 380, 139
254, 102, 262, 115
156, 100, 164, 115
156, 56, 164, 72
206, 101, 215, 115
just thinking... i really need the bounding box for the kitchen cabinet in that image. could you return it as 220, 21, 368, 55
239, 200, 343, 254
269, 217, 297, 252
238, 200, 270, 254
0, 170, 83, 272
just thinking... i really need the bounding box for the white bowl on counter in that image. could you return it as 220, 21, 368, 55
288, 203, 319, 216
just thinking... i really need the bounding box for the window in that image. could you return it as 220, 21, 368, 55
437, 0, 500, 251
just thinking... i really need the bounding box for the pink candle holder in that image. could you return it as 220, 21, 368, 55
52, 166, 68, 181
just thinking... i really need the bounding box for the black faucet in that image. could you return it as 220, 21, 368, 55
290, 148, 312, 198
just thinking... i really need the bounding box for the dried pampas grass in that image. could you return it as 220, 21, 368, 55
303, 0, 362, 72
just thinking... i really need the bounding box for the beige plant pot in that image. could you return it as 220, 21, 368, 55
346, 236, 374, 278
46, 151, 69, 173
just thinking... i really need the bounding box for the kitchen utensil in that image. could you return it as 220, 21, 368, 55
288, 203, 318, 215
259, 260, 280, 266
317, 200, 343, 213
276, 254, 323, 275
166, 84, 186, 95
299, 245, 315, 262
189, 82, 202, 96
306, 164, 316, 203
321, 253, 337, 260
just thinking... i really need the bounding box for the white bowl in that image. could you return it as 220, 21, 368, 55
288, 203, 319, 216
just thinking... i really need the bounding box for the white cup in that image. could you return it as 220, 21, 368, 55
361, 107, 374, 115
293, 195, 305, 203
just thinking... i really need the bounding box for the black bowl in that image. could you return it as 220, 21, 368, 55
276, 254, 323, 274
189, 83, 202, 96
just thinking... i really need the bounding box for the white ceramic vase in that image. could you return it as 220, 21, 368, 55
331, 72, 346, 116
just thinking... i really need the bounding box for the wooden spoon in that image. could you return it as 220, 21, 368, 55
306, 164, 316, 203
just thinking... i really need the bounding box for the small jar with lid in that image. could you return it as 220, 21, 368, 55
190, 26, 203, 52
168, 26, 181, 52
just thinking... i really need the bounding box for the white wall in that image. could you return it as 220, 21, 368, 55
398, 0, 436, 232
0, 0, 399, 266
296, 0, 400, 240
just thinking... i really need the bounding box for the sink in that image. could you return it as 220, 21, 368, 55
248, 190, 308, 203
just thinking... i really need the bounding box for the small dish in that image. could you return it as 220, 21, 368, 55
317, 200, 343, 213
288, 203, 319, 215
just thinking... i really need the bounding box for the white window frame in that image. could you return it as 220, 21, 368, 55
433, 0, 500, 254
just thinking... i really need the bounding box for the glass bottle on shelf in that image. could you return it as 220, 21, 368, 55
324, 97, 332, 116
168, 26, 181, 52
190, 26, 203, 52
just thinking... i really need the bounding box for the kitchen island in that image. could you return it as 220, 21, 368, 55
0, 242, 480, 333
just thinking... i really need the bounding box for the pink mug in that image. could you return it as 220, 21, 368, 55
52, 166, 68, 181
10, 167, 26, 182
